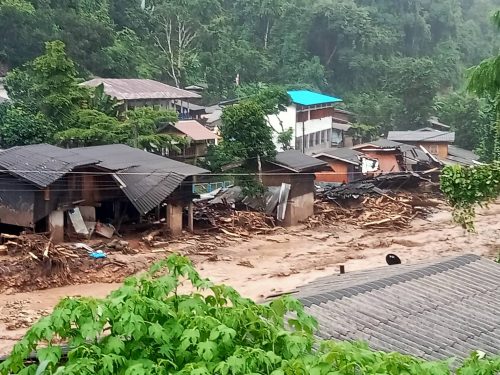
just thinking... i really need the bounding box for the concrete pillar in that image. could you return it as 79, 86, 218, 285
166, 204, 183, 236
187, 202, 194, 233
49, 210, 64, 244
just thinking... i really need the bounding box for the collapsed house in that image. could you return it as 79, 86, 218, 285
0, 144, 208, 242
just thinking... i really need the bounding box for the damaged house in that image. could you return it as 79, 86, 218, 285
312, 148, 379, 183
0, 144, 207, 243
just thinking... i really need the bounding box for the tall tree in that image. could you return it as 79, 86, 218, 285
467, 10, 500, 161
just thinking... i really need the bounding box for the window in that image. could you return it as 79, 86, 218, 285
309, 134, 314, 148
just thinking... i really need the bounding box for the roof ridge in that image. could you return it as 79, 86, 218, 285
299, 254, 482, 307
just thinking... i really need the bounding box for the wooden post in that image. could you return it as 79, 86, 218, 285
188, 202, 194, 233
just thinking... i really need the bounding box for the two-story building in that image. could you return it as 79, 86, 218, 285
82, 78, 201, 112
267, 90, 345, 154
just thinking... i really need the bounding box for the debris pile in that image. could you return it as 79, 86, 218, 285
0, 233, 138, 294
308, 193, 442, 229
1, 233, 79, 262
194, 202, 281, 236
316, 172, 432, 201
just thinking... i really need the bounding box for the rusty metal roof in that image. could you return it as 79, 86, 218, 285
175, 120, 218, 141
82, 78, 201, 101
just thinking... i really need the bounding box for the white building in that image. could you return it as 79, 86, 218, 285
267, 90, 350, 154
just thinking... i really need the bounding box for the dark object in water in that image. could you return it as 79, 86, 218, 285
386, 253, 401, 265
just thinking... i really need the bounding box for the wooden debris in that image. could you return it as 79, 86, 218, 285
307, 193, 439, 229
194, 202, 283, 236
237, 260, 254, 268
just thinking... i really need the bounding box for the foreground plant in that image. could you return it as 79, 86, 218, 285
0, 255, 498, 374
440, 163, 500, 231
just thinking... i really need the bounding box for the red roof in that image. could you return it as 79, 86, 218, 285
175, 120, 218, 141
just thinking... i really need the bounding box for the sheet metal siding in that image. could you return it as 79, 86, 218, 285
33, 179, 67, 223
0, 176, 35, 227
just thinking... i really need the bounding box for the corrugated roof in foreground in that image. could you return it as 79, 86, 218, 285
294, 254, 500, 361
0, 144, 98, 188
72, 144, 208, 214
287, 90, 342, 106
272, 150, 328, 172
83, 78, 201, 101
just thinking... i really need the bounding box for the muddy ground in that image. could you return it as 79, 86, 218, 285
1, 202, 499, 356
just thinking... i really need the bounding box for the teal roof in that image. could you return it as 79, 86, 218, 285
287, 90, 342, 106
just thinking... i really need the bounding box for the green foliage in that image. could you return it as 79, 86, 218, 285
434, 92, 496, 153
1, 254, 499, 374
220, 100, 276, 161
1, 0, 500, 133
440, 163, 500, 231
0, 103, 56, 147
85, 84, 123, 118
55, 107, 184, 152
6, 41, 86, 127
348, 123, 381, 144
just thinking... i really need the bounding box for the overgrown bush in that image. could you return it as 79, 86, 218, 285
1, 255, 499, 374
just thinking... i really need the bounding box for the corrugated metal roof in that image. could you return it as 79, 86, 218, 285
82, 78, 201, 101
448, 146, 479, 162
352, 139, 403, 150
175, 120, 218, 141
388, 128, 455, 143
313, 148, 364, 165
0, 144, 98, 188
272, 150, 328, 172
294, 254, 500, 361
287, 90, 342, 106
0, 144, 208, 214
72, 144, 208, 214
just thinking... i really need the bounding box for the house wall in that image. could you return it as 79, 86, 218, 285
314, 158, 350, 183
0, 175, 36, 227
261, 171, 315, 226
418, 142, 448, 159
363, 151, 401, 173
267, 105, 336, 153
